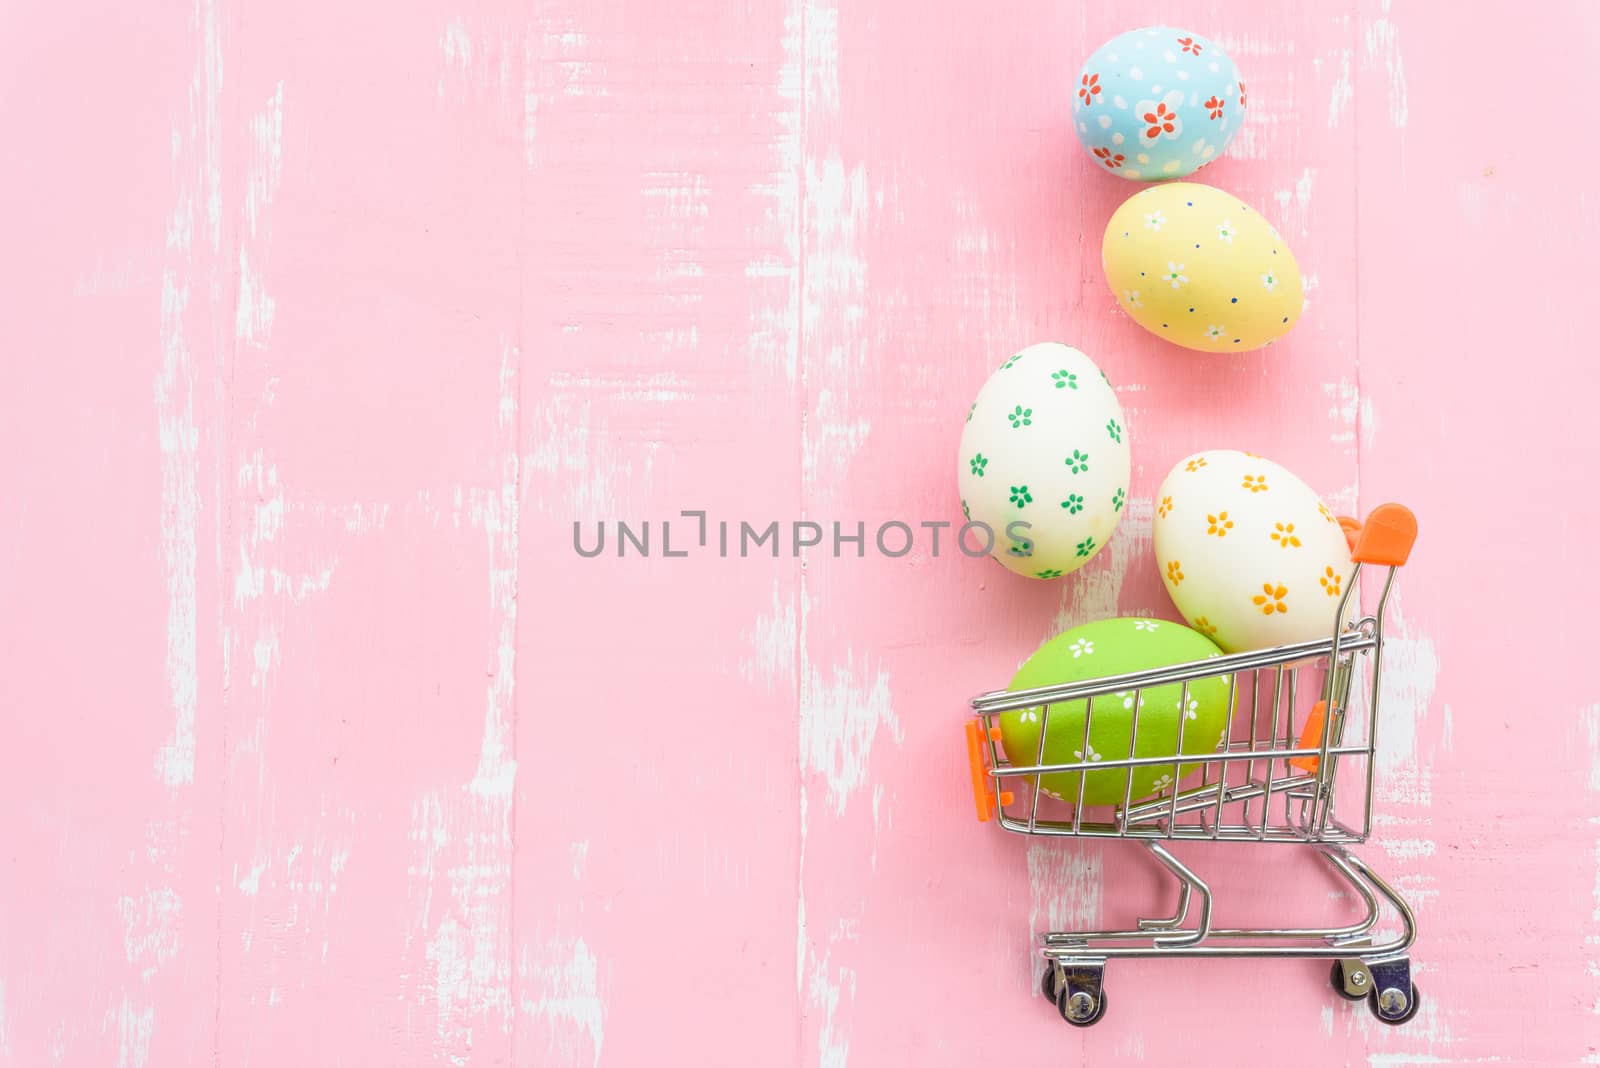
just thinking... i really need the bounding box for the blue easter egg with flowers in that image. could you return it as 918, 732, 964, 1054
1074, 26, 1245, 181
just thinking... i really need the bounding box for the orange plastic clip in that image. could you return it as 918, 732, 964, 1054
1335, 503, 1417, 567
1290, 700, 1328, 774
965, 721, 1014, 822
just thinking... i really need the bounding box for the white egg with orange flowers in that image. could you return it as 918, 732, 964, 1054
1153, 451, 1354, 653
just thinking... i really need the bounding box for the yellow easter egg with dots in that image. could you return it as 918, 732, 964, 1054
1102, 182, 1304, 353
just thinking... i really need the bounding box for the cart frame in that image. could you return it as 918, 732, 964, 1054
964, 504, 1421, 1026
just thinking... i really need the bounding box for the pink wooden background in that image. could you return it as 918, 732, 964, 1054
2, 0, 1597, 1063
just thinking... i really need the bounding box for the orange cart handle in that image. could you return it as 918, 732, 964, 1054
1336, 503, 1417, 567
964, 721, 1013, 822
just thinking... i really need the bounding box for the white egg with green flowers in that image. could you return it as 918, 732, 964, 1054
957, 343, 1131, 579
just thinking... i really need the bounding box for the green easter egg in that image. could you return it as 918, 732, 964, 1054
1000, 617, 1231, 806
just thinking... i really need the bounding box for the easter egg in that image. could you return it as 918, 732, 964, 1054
1154, 450, 1355, 653
998, 618, 1231, 806
957, 343, 1130, 579
1103, 183, 1305, 353
1074, 26, 1245, 181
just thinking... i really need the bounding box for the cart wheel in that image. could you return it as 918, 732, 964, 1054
1056, 985, 1108, 1027
1368, 983, 1421, 1026
1330, 960, 1370, 1001
1041, 966, 1059, 1002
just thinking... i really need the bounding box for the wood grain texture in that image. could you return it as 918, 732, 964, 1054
1, 0, 1596, 1064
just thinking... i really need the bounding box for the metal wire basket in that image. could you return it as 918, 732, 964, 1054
964, 504, 1421, 1026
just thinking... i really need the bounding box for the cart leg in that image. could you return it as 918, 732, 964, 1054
1332, 849, 1418, 955
1135, 879, 1192, 932
1040, 841, 1210, 944
1141, 842, 1212, 947
1317, 850, 1382, 941
1321, 849, 1421, 1025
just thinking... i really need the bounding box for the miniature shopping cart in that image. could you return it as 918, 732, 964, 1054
964, 504, 1421, 1027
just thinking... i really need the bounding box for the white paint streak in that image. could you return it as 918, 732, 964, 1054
949, 190, 1024, 338
155, 0, 223, 790
234, 257, 274, 348
236, 859, 266, 896
117, 889, 184, 985
154, 267, 200, 786
523, 25, 600, 173
441, 17, 515, 104
740, 582, 797, 688
469, 343, 520, 799
237, 82, 284, 347
795, 1, 870, 485
1323, 378, 1360, 446
744, 5, 803, 386
1026, 841, 1103, 969
124, 11, 224, 1054
425, 916, 491, 1053
111, 996, 154, 1068
520, 938, 605, 1066
525, 393, 626, 514
569, 840, 589, 880
790, 6, 885, 1064
805, 955, 854, 1068
1327, 47, 1352, 128
643, 172, 709, 232
544, 368, 695, 404
1114, 1032, 1146, 1061
1585, 704, 1600, 793
1364, 2, 1409, 128
1375, 836, 1437, 862
230, 453, 335, 692
1055, 495, 1149, 637
799, 152, 872, 490
410, 789, 514, 1059
1273, 168, 1317, 239
441, 20, 474, 75
241, 83, 283, 235
403, 351, 521, 1061
799, 655, 900, 816
1374, 590, 1438, 808
411, 355, 521, 1055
